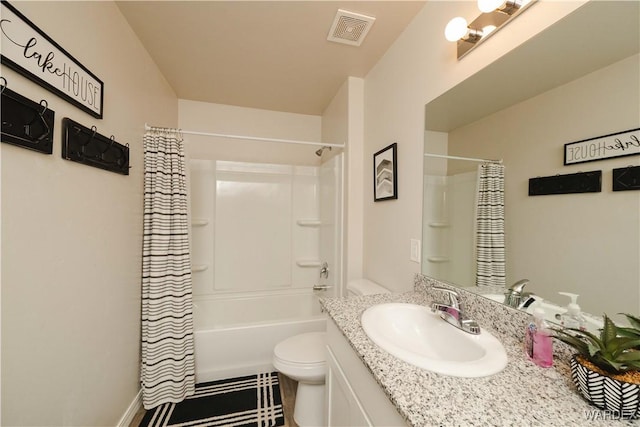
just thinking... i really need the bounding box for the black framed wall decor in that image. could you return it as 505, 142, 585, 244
373, 142, 398, 202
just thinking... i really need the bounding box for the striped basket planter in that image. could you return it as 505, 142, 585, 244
571, 356, 640, 419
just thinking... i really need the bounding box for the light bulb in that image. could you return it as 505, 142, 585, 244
478, 0, 505, 13
444, 17, 469, 42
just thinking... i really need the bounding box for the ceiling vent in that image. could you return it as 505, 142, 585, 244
327, 9, 376, 47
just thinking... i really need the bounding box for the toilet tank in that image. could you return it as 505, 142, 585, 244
346, 278, 391, 296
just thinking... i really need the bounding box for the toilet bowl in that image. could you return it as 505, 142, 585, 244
273, 332, 326, 427
272, 279, 390, 426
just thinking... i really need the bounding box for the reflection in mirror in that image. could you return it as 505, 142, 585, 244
422, 1, 640, 328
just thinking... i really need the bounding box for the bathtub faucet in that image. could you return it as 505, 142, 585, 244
319, 262, 329, 279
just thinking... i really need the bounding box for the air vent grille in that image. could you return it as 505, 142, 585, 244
327, 9, 376, 47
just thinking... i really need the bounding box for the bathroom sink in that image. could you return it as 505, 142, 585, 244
361, 303, 508, 378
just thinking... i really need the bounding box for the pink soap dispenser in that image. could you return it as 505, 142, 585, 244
524, 307, 553, 368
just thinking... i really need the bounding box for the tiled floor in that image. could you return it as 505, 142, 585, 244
129, 373, 298, 427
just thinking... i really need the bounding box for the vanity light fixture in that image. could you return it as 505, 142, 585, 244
445, 0, 536, 59
478, 0, 527, 14
482, 25, 497, 36
444, 17, 482, 43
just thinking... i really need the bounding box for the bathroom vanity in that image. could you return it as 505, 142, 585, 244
321, 275, 635, 426
325, 318, 406, 425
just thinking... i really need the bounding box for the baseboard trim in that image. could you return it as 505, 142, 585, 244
118, 389, 142, 427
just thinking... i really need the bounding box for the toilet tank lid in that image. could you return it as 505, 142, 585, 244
347, 278, 391, 295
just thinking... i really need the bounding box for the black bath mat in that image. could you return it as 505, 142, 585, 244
140, 372, 284, 427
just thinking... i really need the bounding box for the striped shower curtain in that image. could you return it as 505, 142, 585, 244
141, 127, 195, 409
475, 162, 506, 287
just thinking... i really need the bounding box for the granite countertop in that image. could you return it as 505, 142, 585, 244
321, 278, 634, 427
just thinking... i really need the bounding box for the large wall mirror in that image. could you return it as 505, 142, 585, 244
422, 1, 639, 324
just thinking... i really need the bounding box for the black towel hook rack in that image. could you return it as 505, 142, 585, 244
62, 118, 129, 175
612, 165, 640, 191
1, 84, 55, 154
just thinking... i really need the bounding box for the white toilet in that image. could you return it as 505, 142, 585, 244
345, 278, 392, 297
272, 279, 390, 427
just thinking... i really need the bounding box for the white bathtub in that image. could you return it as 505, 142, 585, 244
193, 291, 326, 383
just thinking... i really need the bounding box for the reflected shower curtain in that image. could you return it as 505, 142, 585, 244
475, 163, 506, 287
141, 127, 195, 409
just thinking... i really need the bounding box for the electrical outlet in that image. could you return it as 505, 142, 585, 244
410, 239, 421, 263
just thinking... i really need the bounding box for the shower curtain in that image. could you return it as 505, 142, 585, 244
141, 127, 195, 409
475, 162, 506, 287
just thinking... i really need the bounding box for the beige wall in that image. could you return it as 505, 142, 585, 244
179, 99, 322, 166
448, 54, 640, 316
1, 1, 177, 425
345, 78, 365, 284
362, 0, 585, 291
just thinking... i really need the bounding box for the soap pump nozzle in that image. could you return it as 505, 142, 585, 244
558, 292, 581, 315
558, 292, 585, 330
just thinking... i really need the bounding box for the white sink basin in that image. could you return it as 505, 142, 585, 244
361, 303, 508, 378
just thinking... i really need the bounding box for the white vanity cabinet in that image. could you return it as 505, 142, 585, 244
325, 318, 407, 427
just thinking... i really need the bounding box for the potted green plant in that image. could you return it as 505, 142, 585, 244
553, 313, 640, 419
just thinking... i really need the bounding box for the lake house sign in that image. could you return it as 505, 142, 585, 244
1, 1, 104, 118
564, 128, 640, 166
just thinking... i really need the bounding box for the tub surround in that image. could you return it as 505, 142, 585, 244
320, 275, 634, 426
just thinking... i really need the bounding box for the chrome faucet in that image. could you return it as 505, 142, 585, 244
319, 262, 329, 279
504, 279, 532, 309
431, 286, 480, 335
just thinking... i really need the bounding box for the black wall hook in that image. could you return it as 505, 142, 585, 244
23, 100, 51, 142
99, 136, 116, 160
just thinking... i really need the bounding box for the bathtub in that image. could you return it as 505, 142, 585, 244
193, 290, 326, 383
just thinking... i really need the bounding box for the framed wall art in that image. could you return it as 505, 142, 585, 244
0, 1, 104, 118
564, 128, 639, 165
373, 142, 397, 202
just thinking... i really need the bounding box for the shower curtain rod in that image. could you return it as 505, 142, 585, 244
144, 123, 345, 149
424, 153, 502, 163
